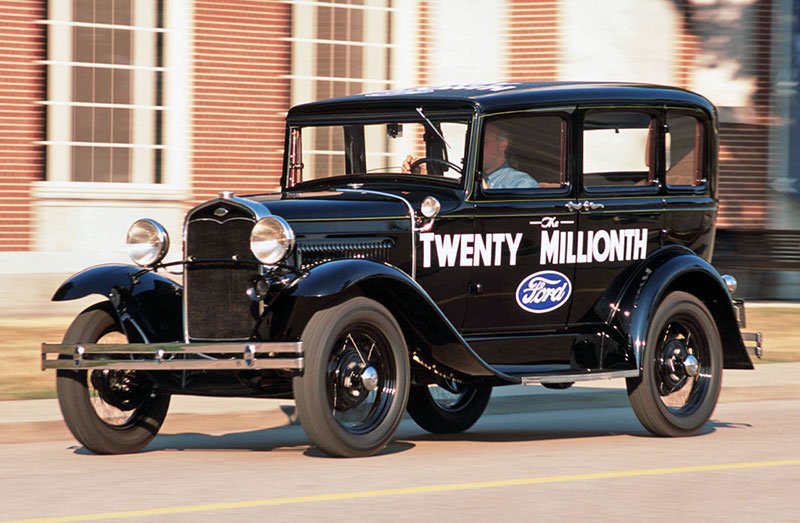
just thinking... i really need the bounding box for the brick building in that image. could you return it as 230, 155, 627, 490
0, 0, 796, 295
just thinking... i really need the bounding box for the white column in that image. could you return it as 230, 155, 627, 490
132, 2, 157, 184
164, 0, 193, 190
46, 0, 72, 182
291, 2, 316, 107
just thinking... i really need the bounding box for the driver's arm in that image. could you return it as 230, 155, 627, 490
401, 154, 427, 175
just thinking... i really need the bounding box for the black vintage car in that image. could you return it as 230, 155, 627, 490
42, 82, 762, 457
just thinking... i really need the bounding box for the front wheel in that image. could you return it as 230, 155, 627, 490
293, 298, 410, 457
626, 292, 722, 437
407, 380, 491, 434
56, 302, 170, 454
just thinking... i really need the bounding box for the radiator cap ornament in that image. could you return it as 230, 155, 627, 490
219, 191, 235, 199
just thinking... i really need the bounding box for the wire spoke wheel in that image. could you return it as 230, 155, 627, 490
428, 380, 471, 410
56, 302, 170, 454
85, 331, 148, 427
407, 377, 491, 434
294, 298, 409, 457
655, 319, 711, 414
327, 326, 396, 434
627, 291, 722, 436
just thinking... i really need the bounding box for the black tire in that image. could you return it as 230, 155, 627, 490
407, 381, 491, 434
626, 291, 722, 437
293, 297, 410, 457
56, 302, 170, 454
541, 382, 574, 390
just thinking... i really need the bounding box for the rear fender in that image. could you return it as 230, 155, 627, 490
269, 259, 512, 382
606, 250, 752, 370
53, 264, 183, 343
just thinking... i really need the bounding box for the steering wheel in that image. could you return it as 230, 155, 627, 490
409, 157, 463, 175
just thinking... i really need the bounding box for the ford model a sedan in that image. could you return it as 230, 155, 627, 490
42, 82, 761, 457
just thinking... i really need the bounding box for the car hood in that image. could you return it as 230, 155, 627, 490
249, 189, 413, 223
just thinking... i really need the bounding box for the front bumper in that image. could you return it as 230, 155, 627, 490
41, 342, 303, 371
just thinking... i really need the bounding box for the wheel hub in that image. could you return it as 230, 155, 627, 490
90, 370, 149, 411
683, 354, 700, 377
658, 338, 698, 394
333, 349, 378, 410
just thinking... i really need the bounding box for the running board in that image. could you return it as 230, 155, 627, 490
519, 369, 639, 386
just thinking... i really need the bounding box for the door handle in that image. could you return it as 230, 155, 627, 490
583, 201, 604, 211
565, 201, 604, 212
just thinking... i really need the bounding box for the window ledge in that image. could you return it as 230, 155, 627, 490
32, 181, 189, 202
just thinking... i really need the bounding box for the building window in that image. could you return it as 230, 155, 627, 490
43, 0, 165, 183
291, 0, 394, 178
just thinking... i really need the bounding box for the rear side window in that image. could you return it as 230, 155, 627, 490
582, 111, 655, 189
666, 112, 705, 187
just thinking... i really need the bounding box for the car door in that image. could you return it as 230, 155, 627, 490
568, 108, 665, 368
461, 111, 579, 367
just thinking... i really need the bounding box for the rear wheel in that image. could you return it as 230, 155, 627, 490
626, 292, 722, 436
407, 380, 491, 434
293, 298, 410, 457
56, 303, 170, 454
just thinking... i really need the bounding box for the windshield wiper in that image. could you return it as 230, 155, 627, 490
416, 107, 451, 151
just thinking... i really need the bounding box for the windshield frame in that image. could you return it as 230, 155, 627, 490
282, 108, 478, 193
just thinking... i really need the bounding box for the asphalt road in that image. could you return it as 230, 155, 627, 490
1, 368, 799, 523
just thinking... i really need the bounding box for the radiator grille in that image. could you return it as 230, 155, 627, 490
296, 238, 394, 269
185, 217, 259, 340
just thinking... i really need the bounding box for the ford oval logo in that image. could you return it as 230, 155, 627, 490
515, 270, 572, 314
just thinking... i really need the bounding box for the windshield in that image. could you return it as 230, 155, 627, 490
285, 118, 470, 188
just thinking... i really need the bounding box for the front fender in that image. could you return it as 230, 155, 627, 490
53, 264, 183, 343
269, 259, 512, 381
607, 250, 752, 371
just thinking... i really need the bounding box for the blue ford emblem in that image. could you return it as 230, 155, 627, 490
515, 270, 572, 314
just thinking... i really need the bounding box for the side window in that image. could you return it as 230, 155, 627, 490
583, 111, 655, 188
481, 115, 566, 191
666, 112, 705, 187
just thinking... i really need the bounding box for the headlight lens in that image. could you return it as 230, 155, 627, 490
250, 216, 295, 266
420, 196, 441, 218
126, 219, 170, 267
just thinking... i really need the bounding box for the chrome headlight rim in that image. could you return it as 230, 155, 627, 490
420, 196, 441, 219
126, 218, 170, 267
250, 216, 295, 266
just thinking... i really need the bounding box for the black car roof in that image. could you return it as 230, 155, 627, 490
287, 82, 716, 119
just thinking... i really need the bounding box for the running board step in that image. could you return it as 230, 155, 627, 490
519, 369, 639, 386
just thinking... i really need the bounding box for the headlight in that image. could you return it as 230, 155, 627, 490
126, 219, 170, 267
420, 196, 441, 218
250, 216, 295, 266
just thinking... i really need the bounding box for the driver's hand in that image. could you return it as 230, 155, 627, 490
401, 154, 427, 175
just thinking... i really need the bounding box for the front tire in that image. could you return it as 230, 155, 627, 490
626, 292, 722, 436
293, 297, 410, 457
56, 303, 170, 454
407, 381, 491, 434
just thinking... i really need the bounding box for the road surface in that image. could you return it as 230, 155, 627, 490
1, 365, 798, 522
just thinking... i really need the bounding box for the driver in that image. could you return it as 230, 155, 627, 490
402, 122, 538, 189
479, 122, 538, 189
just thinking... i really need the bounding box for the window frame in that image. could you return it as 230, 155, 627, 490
579, 107, 662, 197
664, 108, 710, 195
474, 109, 574, 201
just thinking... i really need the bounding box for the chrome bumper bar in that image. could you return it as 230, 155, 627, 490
741, 332, 763, 359
41, 342, 303, 371
732, 299, 763, 360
